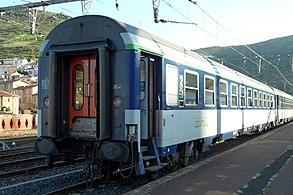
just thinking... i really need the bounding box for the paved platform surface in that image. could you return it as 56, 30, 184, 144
125, 123, 293, 195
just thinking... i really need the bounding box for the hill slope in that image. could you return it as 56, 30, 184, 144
0, 9, 70, 60
194, 35, 293, 95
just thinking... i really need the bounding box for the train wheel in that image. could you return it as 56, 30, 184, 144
147, 170, 161, 180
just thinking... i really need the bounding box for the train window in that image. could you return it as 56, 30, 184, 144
73, 65, 84, 110
240, 86, 246, 107
259, 91, 263, 108
247, 88, 252, 108
140, 60, 146, 101
219, 80, 228, 107
166, 64, 179, 106
254, 90, 258, 108
204, 76, 215, 106
263, 93, 266, 108
184, 70, 198, 106
267, 94, 270, 108
231, 83, 238, 107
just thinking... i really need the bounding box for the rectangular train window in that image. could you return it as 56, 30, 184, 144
271, 95, 274, 108
247, 88, 252, 107
231, 83, 238, 107
166, 64, 179, 106
204, 75, 215, 106
219, 80, 228, 107
263, 93, 266, 108
267, 95, 271, 107
184, 70, 198, 106
259, 91, 263, 108
240, 86, 246, 107
254, 90, 258, 108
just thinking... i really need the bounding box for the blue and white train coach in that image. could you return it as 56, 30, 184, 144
35, 15, 293, 178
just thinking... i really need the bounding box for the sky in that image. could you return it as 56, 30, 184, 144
1, 0, 293, 49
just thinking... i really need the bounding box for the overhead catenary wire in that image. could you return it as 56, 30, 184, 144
158, 0, 289, 90
186, 0, 293, 87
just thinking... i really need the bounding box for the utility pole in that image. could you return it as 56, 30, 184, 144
29, 8, 37, 34
0, 0, 90, 34
81, 0, 92, 15
152, 0, 160, 23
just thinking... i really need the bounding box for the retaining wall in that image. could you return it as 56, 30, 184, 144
0, 114, 37, 131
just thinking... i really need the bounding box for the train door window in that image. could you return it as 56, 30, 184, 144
240, 86, 246, 108
73, 65, 84, 110
184, 70, 198, 105
140, 60, 146, 100
247, 88, 252, 108
219, 80, 228, 107
166, 64, 178, 106
231, 83, 238, 107
254, 90, 258, 108
263, 93, 267, 108
204, 75, 215, 106
259, 91, 263, 108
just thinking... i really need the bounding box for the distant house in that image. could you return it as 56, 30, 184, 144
0, 79, 31, 93
2, 58, 28, 66
13, 84, 38, 112
0, 65, 19, 74
0, 90, 20, 114
20, 61, 38, 76
0, 71, 22, 81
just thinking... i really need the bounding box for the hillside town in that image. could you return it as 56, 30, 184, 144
0, 58, 37, 115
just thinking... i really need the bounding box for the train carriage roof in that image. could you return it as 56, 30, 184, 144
39, 15, 293, 99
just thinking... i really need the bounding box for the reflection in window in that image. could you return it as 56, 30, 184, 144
73, 65, 84, 110
185, 71, 198, 105
205, 76, 215, 106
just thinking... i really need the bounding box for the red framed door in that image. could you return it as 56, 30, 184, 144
68, 54, 96, 129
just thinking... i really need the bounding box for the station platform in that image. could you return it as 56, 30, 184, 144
125, 123, 293, 195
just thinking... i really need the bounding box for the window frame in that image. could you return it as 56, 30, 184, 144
219, 79, 228, 107
254, 89, 258, 108
204, 75, 215, 107
140, 60, 146, 101
184, 70, 199, 106
263, 93, 267, 108
240, 86, 246, 108
231, 83, 238, 108
247, 88, 252, 108
166, 64, 179, 106
259, 91, 263, 108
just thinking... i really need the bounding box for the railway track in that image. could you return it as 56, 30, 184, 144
0, 126, 282, 195
0, 135, 36, 149
0, 169, 101, 195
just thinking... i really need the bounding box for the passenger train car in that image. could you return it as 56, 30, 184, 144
35, 15, 293, 178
